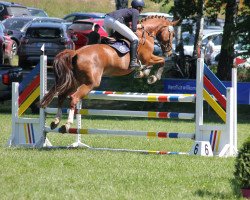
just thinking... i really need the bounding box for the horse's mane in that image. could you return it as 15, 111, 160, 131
140, 15, 172, 31
140, 15, 171, 24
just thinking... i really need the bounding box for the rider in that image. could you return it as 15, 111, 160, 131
104, 0, 145, 70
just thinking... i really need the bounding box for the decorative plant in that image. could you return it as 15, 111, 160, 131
234, 136, 250, 189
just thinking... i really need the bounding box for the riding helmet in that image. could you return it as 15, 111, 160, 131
131, 0, 145, 8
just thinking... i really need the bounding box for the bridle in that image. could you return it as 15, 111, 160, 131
156, 25, 174, 53
140, 24, 174, 53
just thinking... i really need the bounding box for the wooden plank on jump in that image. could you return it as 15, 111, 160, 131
18, 86, 40, 116
85, 92, 196, 103
204, 76, 226, 110
19, 64, 40, 93
203, 89, 226, 122
45, 127, 196, 139
204, 65, 227, 96
19, 75, 40, 106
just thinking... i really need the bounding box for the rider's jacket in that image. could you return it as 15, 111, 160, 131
106, 8, 139, 32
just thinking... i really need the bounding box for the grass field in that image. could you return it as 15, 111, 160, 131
14, 0, 168, 18
0, 100, 249, 200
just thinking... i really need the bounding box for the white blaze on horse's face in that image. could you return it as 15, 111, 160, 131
168, 26, 174, 32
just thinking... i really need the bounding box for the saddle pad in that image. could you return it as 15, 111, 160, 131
109, 41, 130, 54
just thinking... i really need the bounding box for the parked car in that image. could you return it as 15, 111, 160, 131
0, 1, 31, 21
63, 12, 105, 22
0, 22, 14, 64
0, 66, 22, 102
2, 16, 35, 54
3, 16, 66, 53
28, 7, 48, 17
18, 22, 75, 68
67, 18, 108, 49
182, 30, 223, 59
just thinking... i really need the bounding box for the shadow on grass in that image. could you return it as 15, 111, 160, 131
194, 189, 237, 199
230, 178, 242, 199
0, 100, 12, 113
194, 178, 242, 199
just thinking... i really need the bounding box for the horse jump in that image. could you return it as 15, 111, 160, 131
8, 54, 237, 157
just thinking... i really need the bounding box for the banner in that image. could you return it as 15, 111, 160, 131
163, 79, 250, 105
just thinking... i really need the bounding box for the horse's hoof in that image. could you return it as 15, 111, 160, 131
143, 69, 151, 77
59, 125, 67, 133
50, 118, 60, 130
147, 75, 157, 84
59, 123, 70, 133
134, 71, 144, 78
50, 121, 58, 130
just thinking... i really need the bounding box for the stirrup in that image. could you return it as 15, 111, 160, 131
129, 60, 143, 71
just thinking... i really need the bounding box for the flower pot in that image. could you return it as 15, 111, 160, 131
241, 188, 250, 199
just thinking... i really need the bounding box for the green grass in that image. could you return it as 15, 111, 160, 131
14, 0, 168, 18
0, 101, 249, 200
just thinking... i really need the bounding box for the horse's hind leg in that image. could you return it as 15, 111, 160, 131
50, 94, 66, 130
60, 84, 94, 133
51, 109, 62, 130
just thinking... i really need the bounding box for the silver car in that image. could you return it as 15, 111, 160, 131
18, 22, 75, 68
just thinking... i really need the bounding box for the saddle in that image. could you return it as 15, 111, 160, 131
101, 35, 130, 55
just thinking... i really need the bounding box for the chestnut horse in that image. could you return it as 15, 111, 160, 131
40, 16, 179, 133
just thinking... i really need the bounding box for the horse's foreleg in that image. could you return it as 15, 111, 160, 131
146, 55, 165, 84
60, 84, 94, 133
134, 66, 153, 79
147, 65, 164, 84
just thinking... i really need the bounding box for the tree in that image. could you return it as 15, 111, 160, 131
206, 0, 239, 80
193, 0, 205, 58
217, 0, 238, 80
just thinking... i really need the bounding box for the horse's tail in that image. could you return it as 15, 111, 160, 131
39, 50, 78, 108
39, 84, 57, 108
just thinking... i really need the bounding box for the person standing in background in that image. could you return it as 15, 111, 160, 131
204, 35, 215, 66
115, 0, 128, 10
87, 24, 101, 45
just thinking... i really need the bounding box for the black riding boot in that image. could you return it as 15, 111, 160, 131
129, 40, 140, 70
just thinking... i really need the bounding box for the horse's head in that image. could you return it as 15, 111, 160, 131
140, 16, 180, 57
156, 25, 175, 57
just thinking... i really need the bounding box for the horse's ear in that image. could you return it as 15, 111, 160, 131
171, 19, 181, 27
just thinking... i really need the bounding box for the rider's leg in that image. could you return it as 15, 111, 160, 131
105, 18, 141, 70
129, 39, 140, 70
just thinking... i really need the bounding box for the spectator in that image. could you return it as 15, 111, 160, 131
115, 0, 128, 10
204, 36, 215, 65
87, 24, 101, 45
